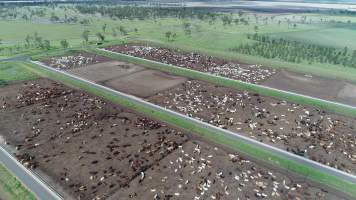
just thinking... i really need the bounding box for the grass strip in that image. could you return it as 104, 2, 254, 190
88, 48, 356, 118
25, 61, 356, 198
0, 163, 37, 200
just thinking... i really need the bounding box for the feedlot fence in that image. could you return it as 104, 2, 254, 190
91, 48, 356, 118
26, 60, 356, 198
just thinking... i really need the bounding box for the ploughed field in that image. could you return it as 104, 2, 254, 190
105, 44, 356, 107
0, 79, 340, 200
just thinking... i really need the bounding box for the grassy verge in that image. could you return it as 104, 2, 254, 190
0, 62, 38, 86
0, 163, 37, 200
25, 61, 356, 198
88, 48, 356, 118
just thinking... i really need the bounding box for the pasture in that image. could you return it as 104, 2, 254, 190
1, 6, 356, 82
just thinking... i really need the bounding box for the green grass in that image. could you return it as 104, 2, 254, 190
89, 48, 356, 118
272, 26, 356, 50
2, 8, 356, 83
24, 60, 356, 198
0, 62, 37, 86
0, 164, 37, 200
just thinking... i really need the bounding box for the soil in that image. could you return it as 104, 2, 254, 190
105, 44, 356, 107
105, 45, 277, 84
103, 70, 188, 98
0, 79, 189, 200
110, 140, 341, 200
148, 80, 356, 175
69, 61, 145, 82
41, 54, 188, 98
263, 70, 356, 107
0, 79, 344, 200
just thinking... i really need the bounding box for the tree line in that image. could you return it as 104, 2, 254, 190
75, 5, 220, 20
231, 34, 356, 68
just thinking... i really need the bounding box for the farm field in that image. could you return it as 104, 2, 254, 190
41, 52, 356, 177
105, 44, 356, 107
0, 77, 343, 200
1, 5, 356, 83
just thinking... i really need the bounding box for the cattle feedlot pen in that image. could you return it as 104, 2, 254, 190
26, 60, 356, 198
93, 48, 356, 118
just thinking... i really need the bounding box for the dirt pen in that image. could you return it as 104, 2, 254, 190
263, 70, 356, 107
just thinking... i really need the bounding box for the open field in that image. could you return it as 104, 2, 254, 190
105, 44, 356, 107
1, 5, 356, 83
0, 77, 344, 199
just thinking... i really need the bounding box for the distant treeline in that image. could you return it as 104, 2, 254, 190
308, 9, 356, 16
231, 34, 356, 68
75, 5, 220, 20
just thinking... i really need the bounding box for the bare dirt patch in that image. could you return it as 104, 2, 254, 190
103, 70, 188, 98
262, 70, 356, 107
148, 80, 356, 175
0, 79, 344, 200
69, 61, 145, 82
105, 45, 277, 84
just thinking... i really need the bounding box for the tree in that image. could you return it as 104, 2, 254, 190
0, 39, 2, 45
102, 24, 107, 33
172, 33, 177, 41
96, 32, 105, 42
118, 26, 128, 36
254, 25, 258, 32
42, 40, 51, 50
112, 28, 117, 37
34, 32, 43, 47
81, 30, 90, 44
60, 39, 69, 49
50, 13, 60, 22
165, 31, 172, 41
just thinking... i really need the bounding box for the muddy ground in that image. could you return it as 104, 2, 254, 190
69, 61, 145, 82
0, 79, 188, 200
40, 52, 356, 175
263, 70, 356, 107
41, 53, 189, 98
0, 79, 344, 200
103, 70, 187, 98
148, 80, 356, 175
106, 44, 356, 107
